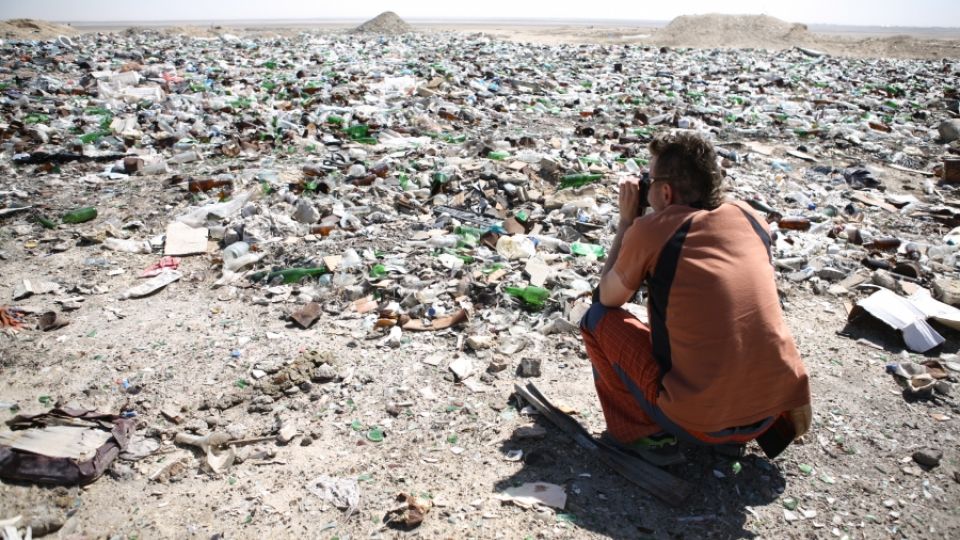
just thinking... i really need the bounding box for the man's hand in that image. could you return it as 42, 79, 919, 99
618, 176, 643, 226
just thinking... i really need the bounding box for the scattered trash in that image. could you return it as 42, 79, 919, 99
140, 257, 181, 278
0, 307, 25, 331
164, 222, 209, 256
383, 492, 432, 530
886, 362, 939, 396
0, 407, 134, 485
120, 270, 182, 299
307, 475, 360, 510
495, 481, 567, 509
60, 207, 97, 224
290, 302, 322, 329
848, 288, 960, 352
1, 12, 959, 537
173, 431, 235, 474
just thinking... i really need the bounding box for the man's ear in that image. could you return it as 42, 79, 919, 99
662, 182, 674, 205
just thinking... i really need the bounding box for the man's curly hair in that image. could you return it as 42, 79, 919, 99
648, 131, 724, 210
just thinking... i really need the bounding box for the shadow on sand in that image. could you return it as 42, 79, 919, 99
492, 413, 789, 539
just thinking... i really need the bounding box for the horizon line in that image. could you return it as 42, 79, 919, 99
36, 16, 960, 31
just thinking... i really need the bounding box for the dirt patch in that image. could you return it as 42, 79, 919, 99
619, 14, 960, 60
0, 19, 78, 40
653, 13, 811, 49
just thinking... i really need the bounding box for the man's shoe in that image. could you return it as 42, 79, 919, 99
600, 432, 685, 466
712, 443, 746, 458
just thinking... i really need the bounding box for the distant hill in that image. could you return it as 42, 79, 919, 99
352, 12, 412, 35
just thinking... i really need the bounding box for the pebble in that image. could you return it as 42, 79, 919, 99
912, 448, 943, 468
518, 357, 542, 377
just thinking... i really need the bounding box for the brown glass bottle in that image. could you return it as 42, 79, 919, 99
864, 238, 901, 251
777, 216, 811, 231
188, 178, 233, 193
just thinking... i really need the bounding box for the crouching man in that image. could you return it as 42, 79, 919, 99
580, 131, 811, 458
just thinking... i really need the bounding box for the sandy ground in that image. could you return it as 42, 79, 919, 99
0, 15, 959, 540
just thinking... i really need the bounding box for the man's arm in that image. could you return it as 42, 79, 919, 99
598, 219, 636, 307
597, 177, 642, 307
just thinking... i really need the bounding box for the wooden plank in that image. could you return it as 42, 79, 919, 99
521, 385, 682, 468
514, 383, 693, 507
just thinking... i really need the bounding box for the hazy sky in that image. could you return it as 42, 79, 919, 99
1, 0, 957, 27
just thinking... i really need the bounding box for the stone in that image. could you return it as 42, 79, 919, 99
292, 198, 320, 224
518, 357, 542, 377
933, 278, 960, 307
449, 356, 473, 380
278, 423, 298, 444
818, 267, 847, 282
312, 364, 338, 382
912, 448, 943, 468
13, 279, 35, 300
109, 461, 137, 481
25, 505, 65, 537
938, 119, 960, 143
466, 335, 495, 350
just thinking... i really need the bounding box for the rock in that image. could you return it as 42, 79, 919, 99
487, 358, 509, 373
901, 464, 923, 476
278, 422, 298, 444
24, 505, 65, 537
518, 357, 542, 377
449, 356, 473, 380
912, 448, 942, 468
13, 279, 35, 300
293, 198, 320, 224
827, 284, 850, 296
938, 119, 960, 143
933, 278, 960, 308
466, 335, 495, 350
109, 461, 137, 481
871, 270, 900, 292
312, 364, 338, 382
386, 325, 403, 348
818, 267, 847, 282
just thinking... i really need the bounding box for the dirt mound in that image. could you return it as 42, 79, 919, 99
653, 14, 811, 49
0, 18, 78, 40
352, 11, 412, 35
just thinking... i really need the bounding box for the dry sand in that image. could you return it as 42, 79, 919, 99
1, 13, 959, 540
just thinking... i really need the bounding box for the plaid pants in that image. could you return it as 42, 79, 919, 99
580, 302, 775, 446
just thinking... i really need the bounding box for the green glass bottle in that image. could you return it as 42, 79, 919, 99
455, 225, 483, 247
250, 267, 327, 284
571, 242, 606, 259
487, 150, 511, 161
559, 173, 602, 189
62, 207, 97, 224
35, 213, 57, 229
505, 286, 550, 308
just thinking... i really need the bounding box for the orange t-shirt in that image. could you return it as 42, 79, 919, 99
613, 201, 810, 432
